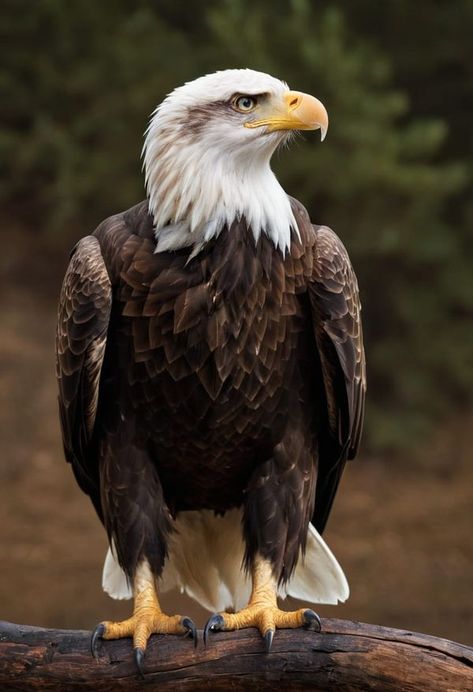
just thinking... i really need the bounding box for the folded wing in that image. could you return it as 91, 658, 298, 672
309, 225, 366, 533
55, 235, 112, 519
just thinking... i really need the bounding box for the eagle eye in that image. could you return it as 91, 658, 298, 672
232, 95, 257, 112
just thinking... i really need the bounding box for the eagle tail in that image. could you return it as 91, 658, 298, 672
102, 541, 133, 600
283, 522, 349, 605
102, 510, 348, 610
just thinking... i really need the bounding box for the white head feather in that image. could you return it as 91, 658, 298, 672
142, 69, 299, 256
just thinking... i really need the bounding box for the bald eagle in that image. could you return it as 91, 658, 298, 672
56, 69, 365, 672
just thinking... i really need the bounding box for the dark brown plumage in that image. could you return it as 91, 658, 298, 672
56, 196, 365, 587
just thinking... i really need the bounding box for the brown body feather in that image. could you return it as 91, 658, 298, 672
56, 198, 365, 584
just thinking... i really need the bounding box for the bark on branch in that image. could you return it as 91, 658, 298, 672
0, 618, 472, 691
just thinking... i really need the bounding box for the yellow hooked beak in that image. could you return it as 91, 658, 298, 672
244, 90, 329, 140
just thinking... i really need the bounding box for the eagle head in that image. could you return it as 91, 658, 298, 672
143, 69, 328, 255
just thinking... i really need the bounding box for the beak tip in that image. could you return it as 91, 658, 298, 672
320, 125, 328, 142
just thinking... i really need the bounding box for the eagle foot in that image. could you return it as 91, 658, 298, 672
204, 606, 320, 652
91, 611, 197, 674
204, 556, 321, 652
91, 560, 196, 674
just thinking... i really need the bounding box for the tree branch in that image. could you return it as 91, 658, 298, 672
0, 618, 472, 691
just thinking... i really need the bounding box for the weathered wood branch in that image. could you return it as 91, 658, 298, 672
0, 618, 472, 691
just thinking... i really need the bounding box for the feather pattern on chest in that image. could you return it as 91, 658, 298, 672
95, 200, 318, 510
103, 200, 314, 388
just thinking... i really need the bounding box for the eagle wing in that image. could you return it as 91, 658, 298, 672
309, 225, 366, 533
55, 235, 112, 519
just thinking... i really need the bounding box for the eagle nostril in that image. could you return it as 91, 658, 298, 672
289, 97, 300, 108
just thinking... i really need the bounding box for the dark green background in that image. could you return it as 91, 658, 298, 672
2, 0, 472, 453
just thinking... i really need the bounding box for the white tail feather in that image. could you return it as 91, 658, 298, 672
283, 523, 349, 604
160, 509, 251, 612
102, 509, 348, 609
102, 542, 132, 600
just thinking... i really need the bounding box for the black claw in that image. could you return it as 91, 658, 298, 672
264, 629, 275, 653
181, 616, 198, 648
303, 609, 322, 632
203, 614, 224, 646
134, 647, 145, 679
91, 623, 105, 660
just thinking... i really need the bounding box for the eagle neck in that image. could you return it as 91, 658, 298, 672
143, 130, 298, 256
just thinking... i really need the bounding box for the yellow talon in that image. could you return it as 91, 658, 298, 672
91, 559, 196, 674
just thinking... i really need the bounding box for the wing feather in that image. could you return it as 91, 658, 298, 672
309, 225, 366, 532
55, 235, 112, 516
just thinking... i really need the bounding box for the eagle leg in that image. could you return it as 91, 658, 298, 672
203, 554, 321, 651
91, 559, 197, 676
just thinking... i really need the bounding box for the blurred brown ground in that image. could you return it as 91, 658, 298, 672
0, 277, 472, 646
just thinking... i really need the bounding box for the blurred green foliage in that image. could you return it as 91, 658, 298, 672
1, 0, 472, 452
